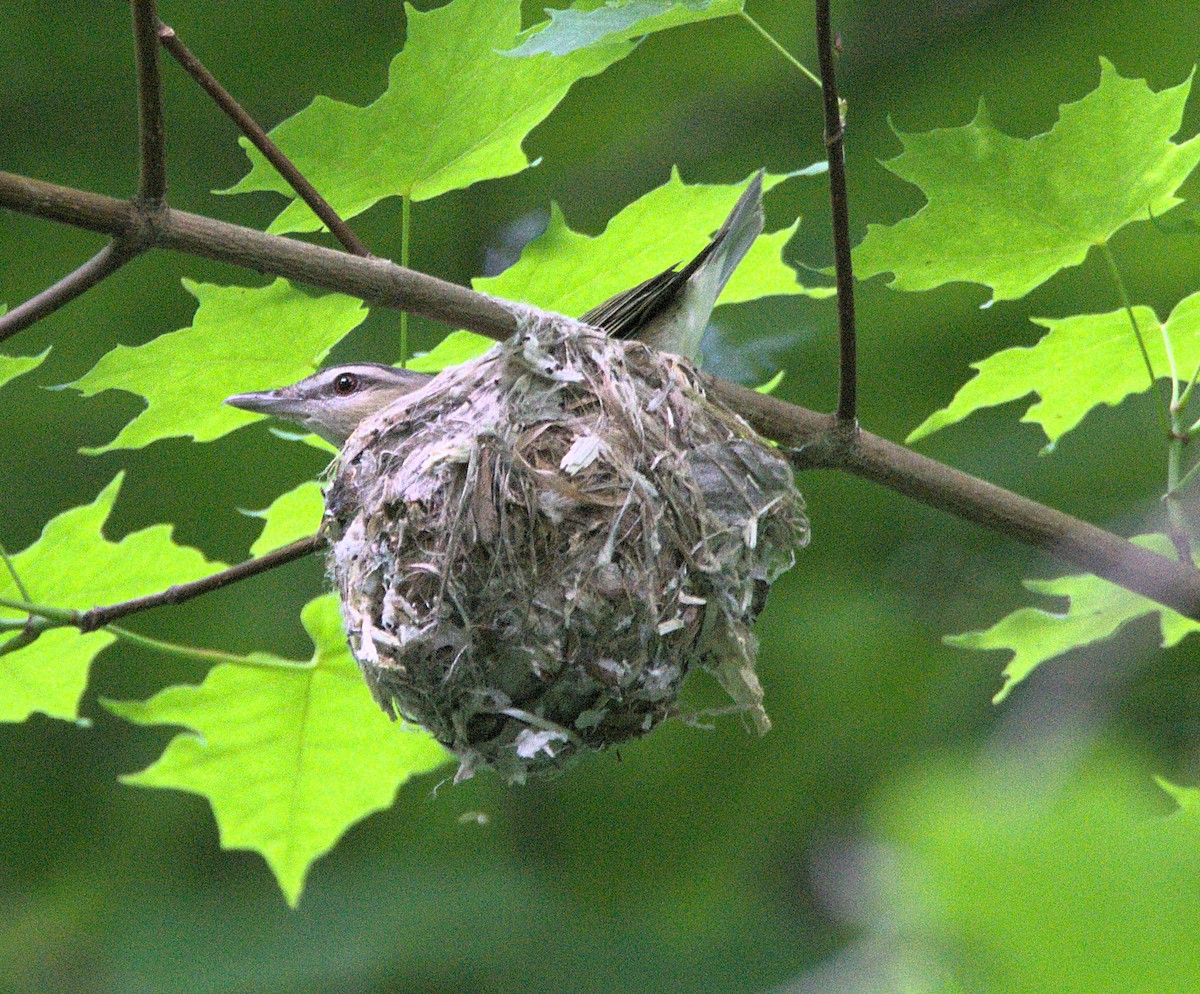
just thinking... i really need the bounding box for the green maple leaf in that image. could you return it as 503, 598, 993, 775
908, 292, 1200, 450
245, 480, 325, 557
225, 0, 634, 234
407, 168, 829, 371
0, 474, 224, 722
67, 279, 367, 453
105, 595, 450, 907
506, 0, 743, 57
947, 535, 1200, 703
854, 60, 1200, 303
0, 347, 49, 390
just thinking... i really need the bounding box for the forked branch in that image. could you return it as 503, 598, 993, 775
1, 169, 1199, 621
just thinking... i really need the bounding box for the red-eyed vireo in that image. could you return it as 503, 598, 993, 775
225, 171, 765, 446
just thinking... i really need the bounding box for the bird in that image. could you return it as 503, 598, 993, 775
225, 171, 765, 446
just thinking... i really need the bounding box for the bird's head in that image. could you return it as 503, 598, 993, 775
224, 362, 433, 446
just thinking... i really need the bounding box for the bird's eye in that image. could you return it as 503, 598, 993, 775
333, 372, 359, 395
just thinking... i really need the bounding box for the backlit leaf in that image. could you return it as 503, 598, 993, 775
0, 474, 224, 722
908, 293, 1200, 449
946, 534, 1200, 703
105, 595, 450, 906
226, 0, 634, 233
68, 279, 367, 453
854, 60, 1200, 303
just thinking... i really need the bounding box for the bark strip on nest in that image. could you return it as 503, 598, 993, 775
325, 312, 808, 782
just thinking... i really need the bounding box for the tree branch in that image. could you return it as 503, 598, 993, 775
815, 0, 857, 425
156, 20, 373, 258
1, 168, 1198, 619
707, 379, 1200, 617
0, 239, 141, 343
131, 0, 167, 202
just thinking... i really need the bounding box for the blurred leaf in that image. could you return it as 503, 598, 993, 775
908, 294, 1200, 449
0, 474, 224, 722
1157, 776, 1200, 815
245, 481, 325, 557
947, 534, 1200, 703
105, 595, 451, 906
67, 279, 366, 453
478, 167, 827, 315
0, 347, 49, 390
867, 750, 1200, 994
854, 60, 1200, 303
226, 0, 634, 234
506, 0, 744, 58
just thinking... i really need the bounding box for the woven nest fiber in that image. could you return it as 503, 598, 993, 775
324, 313, 809, 782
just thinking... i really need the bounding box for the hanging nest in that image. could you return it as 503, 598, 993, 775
324, 313, 809, 782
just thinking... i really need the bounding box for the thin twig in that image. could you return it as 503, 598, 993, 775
131, 0, 167, 202
75, 534, 325, 632
0, 534, 326, 652
815, 0, 857, 425
3, 169, 1200, 618
157, 21, 373, 258
0, 240, 141, 344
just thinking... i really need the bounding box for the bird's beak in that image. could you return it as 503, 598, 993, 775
224, 387, 311, 418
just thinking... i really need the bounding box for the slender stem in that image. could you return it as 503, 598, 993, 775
0, 541, 31, 602
815, 0, 857, 425
156, 21, 372, 258
106, 624, 314, 670
0, 240, 141, 344
739, 11, 822, 88
131, 0, 167, 202
1176, 359, 1200, 413
1101, 242, 1170, 433
400, 194, 411, 365
0, 596, 72, 623
4, 169, 1200, 617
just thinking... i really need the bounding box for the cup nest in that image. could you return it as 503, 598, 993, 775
324, 313, 809, 782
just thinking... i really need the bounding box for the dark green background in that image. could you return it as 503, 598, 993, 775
2, 1, 1200, 991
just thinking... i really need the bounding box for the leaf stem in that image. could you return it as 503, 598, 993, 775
0, 541, 32, 602
740, 11, 822, 88
1100, 242, 1170, 434
400, 193, 411, 366
106, 624, 314, 670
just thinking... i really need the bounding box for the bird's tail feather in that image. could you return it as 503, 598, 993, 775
709, 168, 766, 292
